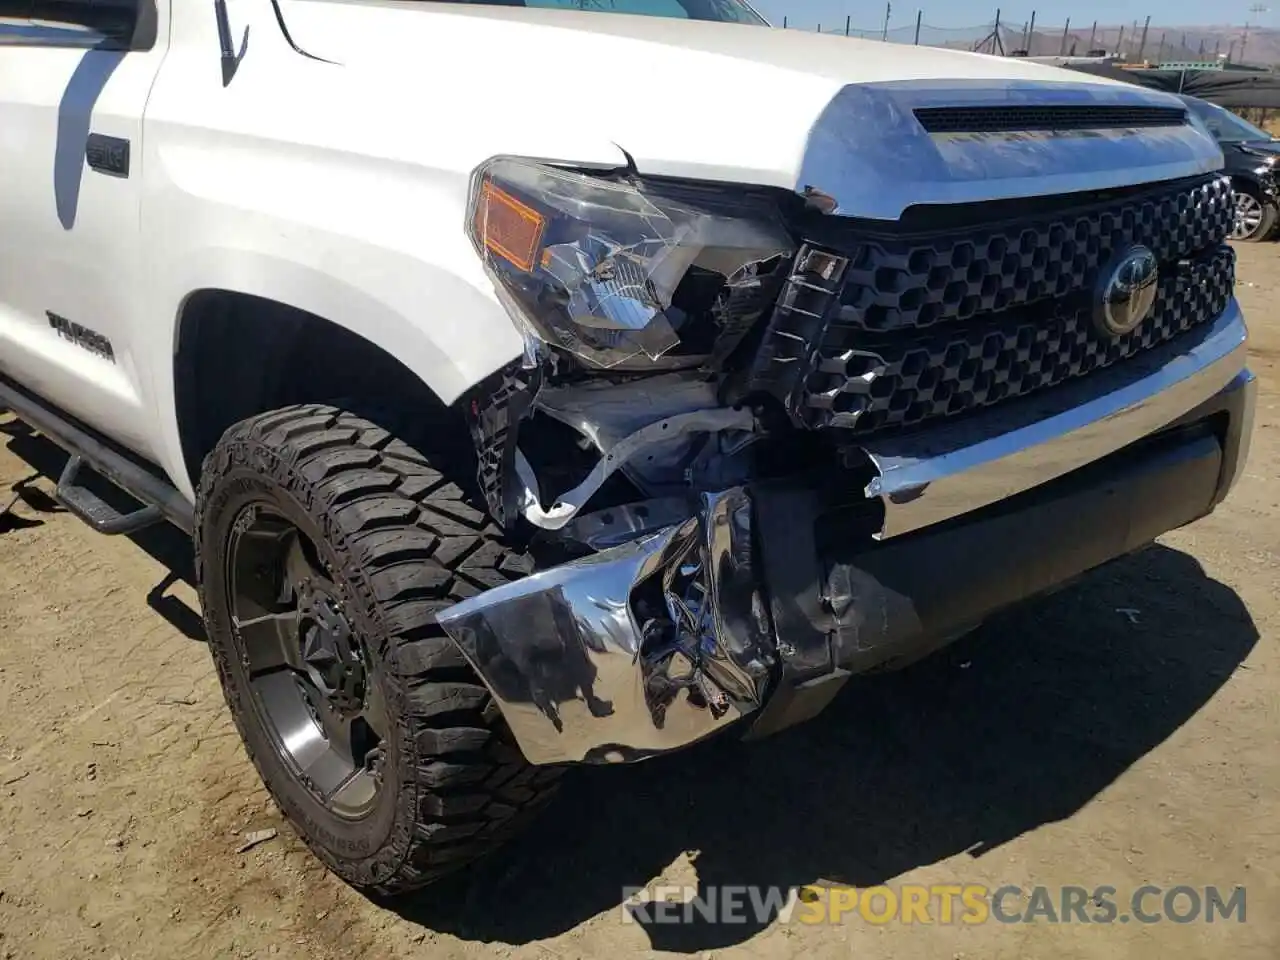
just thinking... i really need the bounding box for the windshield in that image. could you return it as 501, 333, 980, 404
416, 0, 768, 25
1184, 97, 1272, 143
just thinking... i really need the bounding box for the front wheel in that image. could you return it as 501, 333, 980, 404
194, 405, 561, 894
1231, 185, 1278, 242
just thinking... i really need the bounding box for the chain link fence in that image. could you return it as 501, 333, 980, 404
775, 9, 1276, 68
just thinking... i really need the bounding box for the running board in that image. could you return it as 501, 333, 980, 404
0, 376, 193, 535
57, 454, 165, 535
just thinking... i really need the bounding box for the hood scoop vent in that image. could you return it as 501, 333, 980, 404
914, 104, 1188, 134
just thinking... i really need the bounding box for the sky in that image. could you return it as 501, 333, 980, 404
752, 0, 1275, 31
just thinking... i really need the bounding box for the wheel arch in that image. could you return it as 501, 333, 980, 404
165, 251, 523, 493
1229, 170, 1269, 195
169, 249, 524, 403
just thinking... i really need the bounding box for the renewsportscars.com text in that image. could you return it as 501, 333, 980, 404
621, 883, 1247, 926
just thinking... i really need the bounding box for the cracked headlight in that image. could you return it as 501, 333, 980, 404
467, 157, 795, 371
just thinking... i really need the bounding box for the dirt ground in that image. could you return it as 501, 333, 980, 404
1, 246, 1277, 960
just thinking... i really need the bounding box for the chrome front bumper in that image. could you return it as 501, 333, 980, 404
439, 302, 1255, 766
863, 298, 1251, 539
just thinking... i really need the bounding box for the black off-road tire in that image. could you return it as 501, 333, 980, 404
194, 404, 561, 894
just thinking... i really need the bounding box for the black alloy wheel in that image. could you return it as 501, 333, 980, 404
227, 506, 387, 819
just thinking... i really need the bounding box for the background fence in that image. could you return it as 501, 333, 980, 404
770, 7, 1278, 68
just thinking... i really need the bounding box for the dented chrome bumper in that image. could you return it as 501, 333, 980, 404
438, 489, 774, 765
439, 303, 1254, 767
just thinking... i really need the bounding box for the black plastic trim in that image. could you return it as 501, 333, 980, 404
747, 410, 1241, 738
914, 104, 1188, 134
268, 0, 336, 63
85, 134, 130, 177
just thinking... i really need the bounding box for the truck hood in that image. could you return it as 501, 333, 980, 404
277, 2, 1223, 218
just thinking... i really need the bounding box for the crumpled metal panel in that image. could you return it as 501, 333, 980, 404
436, 488, 774, 765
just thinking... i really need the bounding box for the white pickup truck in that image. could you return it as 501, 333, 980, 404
0, 0, 1256, 895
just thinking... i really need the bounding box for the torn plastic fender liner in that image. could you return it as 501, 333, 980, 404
435, 488, 775, 765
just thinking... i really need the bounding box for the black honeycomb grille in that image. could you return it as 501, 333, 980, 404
741, 173, 1239, 436
825, 173, 1233, 333
914, 104, 1188, 134
803, 245, 1234, 436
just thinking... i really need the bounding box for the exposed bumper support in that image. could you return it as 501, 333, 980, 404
439, 306, 1255, 768
862, 299, 1249, 539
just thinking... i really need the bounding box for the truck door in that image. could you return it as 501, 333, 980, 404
0, 0, 168, 458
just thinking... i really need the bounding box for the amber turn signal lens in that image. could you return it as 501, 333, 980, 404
474, 180, 546, 273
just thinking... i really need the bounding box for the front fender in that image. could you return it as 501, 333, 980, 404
144, 242, 525, 502
137, 8, 632, 500
167, 245, 525, 406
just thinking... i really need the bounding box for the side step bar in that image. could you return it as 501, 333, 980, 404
0, 377, 193, 535
57, 454, 165, 535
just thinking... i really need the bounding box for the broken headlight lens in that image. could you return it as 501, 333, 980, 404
467, 157, 796, 371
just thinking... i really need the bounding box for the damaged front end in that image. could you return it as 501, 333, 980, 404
437, 487, 774, 765
439, 134, 1251, 766
438, 157, 808, 764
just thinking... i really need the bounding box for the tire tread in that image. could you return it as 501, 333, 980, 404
195, 403, 560, 895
